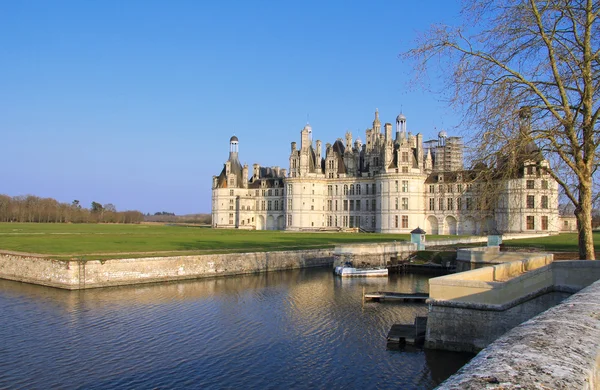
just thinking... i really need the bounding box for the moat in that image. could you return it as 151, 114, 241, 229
0, 267, 473, 389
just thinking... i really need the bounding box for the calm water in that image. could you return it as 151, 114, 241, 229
0, 268, 472, 389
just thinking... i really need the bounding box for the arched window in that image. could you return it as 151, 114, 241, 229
350, 185, 355, 195
357, 185, 361, 195
343, 185, 348, 195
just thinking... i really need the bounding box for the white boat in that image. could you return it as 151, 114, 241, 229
334, 264, 388, 277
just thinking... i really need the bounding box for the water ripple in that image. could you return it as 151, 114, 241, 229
0, 269, 472, 390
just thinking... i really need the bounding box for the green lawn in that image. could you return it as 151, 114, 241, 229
502, 233, 600, 252
1, 223, 596, 260
0, 223, 436, 260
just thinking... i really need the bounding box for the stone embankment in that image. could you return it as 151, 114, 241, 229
0, 249, 333, 290
438, 277, 600, 389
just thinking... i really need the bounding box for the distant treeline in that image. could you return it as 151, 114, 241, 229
144, 213, 211, 224
0, 195, 144, 224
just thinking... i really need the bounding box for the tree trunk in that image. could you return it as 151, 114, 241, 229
575, 181, 595, 260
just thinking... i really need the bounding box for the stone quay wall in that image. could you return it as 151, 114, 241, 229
332, 242, 416, 268
438, 278, 600, 389
426, 258, 600, 353
0, 249, 333, 290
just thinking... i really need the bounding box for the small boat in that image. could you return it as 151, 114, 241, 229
334, 262, 388, 277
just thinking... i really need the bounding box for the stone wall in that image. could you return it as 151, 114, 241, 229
333, 242, 416, 268
426, 258, 600, 353
0, 249, 333, 290
438, 278, 600, 389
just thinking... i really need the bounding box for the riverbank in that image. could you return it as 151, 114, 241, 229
0, 249, 333, 290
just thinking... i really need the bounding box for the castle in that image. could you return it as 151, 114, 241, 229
212, 110, 559, 234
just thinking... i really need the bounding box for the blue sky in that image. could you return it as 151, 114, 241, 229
1, 1, 465, 214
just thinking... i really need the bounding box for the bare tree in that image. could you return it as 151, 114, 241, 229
405, 0, 600, 259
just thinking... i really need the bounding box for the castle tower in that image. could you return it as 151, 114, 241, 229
229, 135, 239, 161
373, 109, 381, 134
396, 114, 406, 142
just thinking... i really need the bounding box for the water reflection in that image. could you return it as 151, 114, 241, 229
0, 268, 472, 389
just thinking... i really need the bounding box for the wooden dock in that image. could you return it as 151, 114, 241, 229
386, 316, 428, 346
363, 291, 429, 302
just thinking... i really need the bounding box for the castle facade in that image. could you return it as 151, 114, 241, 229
212, 110, 559, 235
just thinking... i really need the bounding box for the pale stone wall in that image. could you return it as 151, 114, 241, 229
438, 278, 600, 389
333, 242, 417, 268
0, 249, 333, 290
426, 258, 600, 353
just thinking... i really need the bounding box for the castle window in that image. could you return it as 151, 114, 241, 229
328, 185, 333, 195
344, 185, 348, 195
274, 200, 279, 210
287, 184, 293, 194
372, 184, 376, 194
457, 198, 462, 210
287, 215, 292, 226
429, 198, 435, 211
542, 180, 549, 189
402, 198, 408, 210
372, 199, 376, 211
261, 201, 266, 210
335, 186, 339, 195
527, 166, 534, 175
541, 195, 549, 209
439, 198, 444, 211
356, 200, 361, 211
395, 215, 399, 228
526, 216, 535, 230
457, 184, 463, 193
230, 190, 234, 196
262, 190, 266, 196
311, 205, 314, 210
526, 180, 535, 189
350, 200, 354, 211
366, 201, 369, 211
402, 215, 408, 228
541, 216, 548, 230
527, 195, 535, 209
365, 185, 369, 195
372, 216, 376, 229
288, 199, 292, 210
268, 189, 272, 196
357, 185, 361, 195
447, 184, 453, 193
275, 189, 279, 196
395, 198, 399, 210
395, 181, 399, 192
402, 152, 409, 163
447, 198, 454, 210
402, 180, 408, 193
350, 216, 355, 228
402, 166, 408, 173
343, 200, 348, 211
335, 200, 338, 211
466, 198, 472, 210
327, 200, 332, 211
429, 185, 435, 193
343, 216, 348, 227
350, 185, 355, 195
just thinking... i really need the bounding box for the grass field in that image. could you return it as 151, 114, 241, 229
0, 223, 422, 260
502, 233, 600, 253
0, 223, 597, 260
